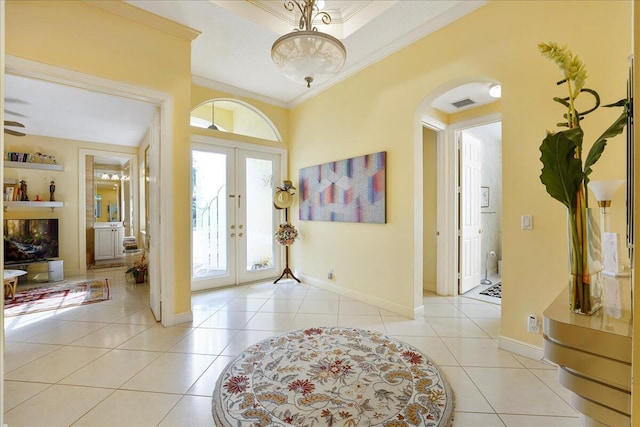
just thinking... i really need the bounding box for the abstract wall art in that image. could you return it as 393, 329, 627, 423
299, 151, 386, 223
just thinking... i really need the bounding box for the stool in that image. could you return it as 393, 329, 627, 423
3, 270, 27, 300
4, 277, 18, 300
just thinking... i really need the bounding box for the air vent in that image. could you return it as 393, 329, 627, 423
451, 98, 476, 109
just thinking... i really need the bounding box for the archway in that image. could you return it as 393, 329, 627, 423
413, 76, 502, 304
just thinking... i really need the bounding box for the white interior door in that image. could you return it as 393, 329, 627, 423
191, 145, 281, 291
459, 132, 482, 294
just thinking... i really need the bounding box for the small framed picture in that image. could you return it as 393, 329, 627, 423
3, 183, 18, 201
481, 186, 490, 208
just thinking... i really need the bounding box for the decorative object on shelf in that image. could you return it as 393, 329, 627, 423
271, 0, 346, 88
3, 183, 18, 201
35, 151, 57, 164
299, 151, 386, 223
125, 250, 148, 283
7, 152, 33, 162
34, 194, 41, 202
538, 42, 628, 315
19, 179, 29, 201
274, 181, 301, 284
49, 180, 56, 202
588, 180, 628, 276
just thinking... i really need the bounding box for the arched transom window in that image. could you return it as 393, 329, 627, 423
190, 99, 281, 142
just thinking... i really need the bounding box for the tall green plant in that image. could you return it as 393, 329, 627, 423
538, 42, 628, 313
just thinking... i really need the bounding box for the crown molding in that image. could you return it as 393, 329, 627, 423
85, 0, 201, 41
192, 75, 288, 109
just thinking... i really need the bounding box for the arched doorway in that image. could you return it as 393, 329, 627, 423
414, 78, 503, 302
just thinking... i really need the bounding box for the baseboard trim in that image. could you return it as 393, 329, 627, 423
165, 310, 193, 327
498, 336, 544, 360
299, 274, 416, 318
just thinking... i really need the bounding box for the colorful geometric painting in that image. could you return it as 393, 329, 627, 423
299, 151, 386, 223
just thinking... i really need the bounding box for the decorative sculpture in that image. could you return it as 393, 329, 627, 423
19, 180, 29, 201
49, 180, 56, 202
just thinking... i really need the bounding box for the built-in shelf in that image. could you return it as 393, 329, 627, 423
4, 161, 63, 171
3, 201, 64, 211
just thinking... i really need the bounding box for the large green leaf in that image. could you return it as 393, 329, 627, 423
583, 103, 628, 180
539, 130, 584, 209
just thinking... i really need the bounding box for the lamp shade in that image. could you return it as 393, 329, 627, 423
588, 180, 625, 204
272, 31, 346, 88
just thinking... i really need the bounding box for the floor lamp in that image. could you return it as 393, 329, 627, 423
588, 179, 628, 276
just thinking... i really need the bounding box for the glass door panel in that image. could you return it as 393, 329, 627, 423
191, 145, 280, 290
237, 151, 280, 283
192, 147, 235, 290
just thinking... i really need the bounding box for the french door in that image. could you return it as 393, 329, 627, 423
191, 144, 282, 290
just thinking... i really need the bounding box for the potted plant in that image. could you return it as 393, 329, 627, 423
126, 250, 148, 283
538, 42, 628, 314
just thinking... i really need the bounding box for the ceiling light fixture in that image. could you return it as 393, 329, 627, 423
271, 0, 346, 88
207, 102, 218, 130
489, 84, 502, 98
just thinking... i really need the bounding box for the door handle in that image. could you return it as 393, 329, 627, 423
239, 232, 243, 237
230, 233, 236, 237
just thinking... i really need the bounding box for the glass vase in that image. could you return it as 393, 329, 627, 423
567, 207, 603, 315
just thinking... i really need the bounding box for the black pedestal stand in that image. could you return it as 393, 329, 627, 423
274, 208, 300, 284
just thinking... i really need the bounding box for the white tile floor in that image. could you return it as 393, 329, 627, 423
3, 267, 579, 426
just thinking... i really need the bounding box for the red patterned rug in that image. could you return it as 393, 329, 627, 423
4, 279, 110, 317
212, 326, 454, 426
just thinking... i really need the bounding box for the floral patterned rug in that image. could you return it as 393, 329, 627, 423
212, 327, 454, 426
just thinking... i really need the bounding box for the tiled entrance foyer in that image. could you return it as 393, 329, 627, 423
3, 267, 579, 426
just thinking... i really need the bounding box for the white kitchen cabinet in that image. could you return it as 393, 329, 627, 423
94, 225, 125, 260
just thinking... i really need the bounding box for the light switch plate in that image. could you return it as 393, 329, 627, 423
521, 215, 533, 230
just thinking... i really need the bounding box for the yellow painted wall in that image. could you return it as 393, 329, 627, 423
6, 0, 194, 315
422, 127, 437, 292
4, 134, 137, 276
290, 1, 631, 341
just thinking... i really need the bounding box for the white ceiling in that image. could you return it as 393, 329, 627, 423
4, 0, 499, 147
4, 74, 156, 147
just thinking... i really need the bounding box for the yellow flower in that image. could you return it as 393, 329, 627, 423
538, 42, 587, 98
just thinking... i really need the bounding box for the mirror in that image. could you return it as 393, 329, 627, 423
93, 155, 134, 234
95, 181, 120, 221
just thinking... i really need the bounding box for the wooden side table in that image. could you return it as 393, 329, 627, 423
4, 269, 27, 300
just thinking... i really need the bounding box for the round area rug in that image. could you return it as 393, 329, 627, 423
212, 326, 454, 426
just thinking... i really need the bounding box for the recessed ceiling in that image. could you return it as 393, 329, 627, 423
4, 1, 490, 146
127, 0, 487, 106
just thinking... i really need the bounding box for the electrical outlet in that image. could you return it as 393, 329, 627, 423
327, 269, 333, 280
527, 314, 539, 333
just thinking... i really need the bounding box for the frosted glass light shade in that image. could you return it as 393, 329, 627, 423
272, 31, 346, 88
588, 180, 625, 205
